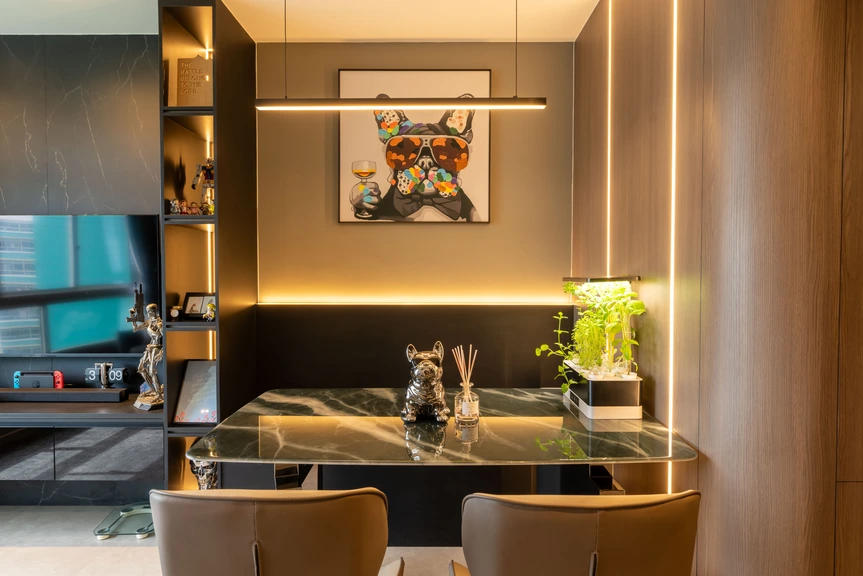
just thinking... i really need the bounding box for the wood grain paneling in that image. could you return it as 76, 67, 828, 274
572, 0, 609, 278
671, 0, 704, 494
837, 483, 863, 576
839, 0, 863, 482
573, 0, 703, 497
698, 0, 844, 573
610, 0, 673, 422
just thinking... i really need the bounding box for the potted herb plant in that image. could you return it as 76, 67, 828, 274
537, 281, 646, 419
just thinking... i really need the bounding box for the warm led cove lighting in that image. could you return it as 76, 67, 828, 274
606, 0, 613, 277
667, 0, 679, 495
255, 97, 547, 111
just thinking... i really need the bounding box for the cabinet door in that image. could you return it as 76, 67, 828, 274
0, 428, 54, 480
54, 428, 163, 482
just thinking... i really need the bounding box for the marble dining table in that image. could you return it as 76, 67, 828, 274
186, 388, 698, 466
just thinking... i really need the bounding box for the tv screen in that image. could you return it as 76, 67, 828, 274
0, 216, 160, 355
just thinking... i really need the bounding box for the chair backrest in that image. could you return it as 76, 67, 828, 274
461, 490, 700, 576
150, 488, 389, 576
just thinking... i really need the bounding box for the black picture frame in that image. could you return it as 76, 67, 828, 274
337, 69, 493, 224
181, 292, 215, 320
173, 360, 217, 424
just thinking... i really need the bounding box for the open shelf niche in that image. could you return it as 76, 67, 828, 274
158, 0, 257, 488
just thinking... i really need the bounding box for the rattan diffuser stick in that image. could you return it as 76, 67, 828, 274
452, 345, 478, 396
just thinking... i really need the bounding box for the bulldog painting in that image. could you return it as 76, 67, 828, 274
339, 70, 490, 223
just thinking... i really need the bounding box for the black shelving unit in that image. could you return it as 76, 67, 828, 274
159, 0, 258, 490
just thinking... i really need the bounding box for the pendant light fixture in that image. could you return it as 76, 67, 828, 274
255, 0, 546, 112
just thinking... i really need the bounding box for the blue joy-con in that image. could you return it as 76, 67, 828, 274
13, 371, 21, 388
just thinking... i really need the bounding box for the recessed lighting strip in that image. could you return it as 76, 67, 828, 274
606, 0, 613, 277
255, 97, 547, 111
667, 0, 679, 495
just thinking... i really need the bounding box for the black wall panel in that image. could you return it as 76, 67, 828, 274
0, 36, 48, 214
0, 35, 161, 216
256, 305, 573, 393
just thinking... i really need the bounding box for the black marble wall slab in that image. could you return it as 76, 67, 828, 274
0, 35, 160, 215
0, 36, 48, 214
0, 480, 157, 505
44, 36, 160, 214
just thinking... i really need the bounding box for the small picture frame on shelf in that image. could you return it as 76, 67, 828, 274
181, 292, 215, 320
173, 360, 217, 424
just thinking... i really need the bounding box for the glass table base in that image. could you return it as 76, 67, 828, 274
93, 502, 153, 540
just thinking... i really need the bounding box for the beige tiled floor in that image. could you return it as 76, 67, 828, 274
0, 506, 464, 576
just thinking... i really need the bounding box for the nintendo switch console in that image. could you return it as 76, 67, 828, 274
13, 370, 64, 389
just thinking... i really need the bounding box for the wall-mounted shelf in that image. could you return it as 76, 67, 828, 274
0, 394, 163, 428
164, 215, 215, 225
165, 322, 217, 331
167, 424, 215, 436
3, 353, 143, 359
163, 106, 214, 116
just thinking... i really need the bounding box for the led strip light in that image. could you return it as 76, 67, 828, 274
667, 0, 679, 494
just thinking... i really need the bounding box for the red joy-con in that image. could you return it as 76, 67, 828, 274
53, 370, 64, 389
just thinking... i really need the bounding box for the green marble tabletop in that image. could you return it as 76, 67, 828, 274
186, 388, 698, 465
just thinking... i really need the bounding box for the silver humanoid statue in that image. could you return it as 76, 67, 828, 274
128, 302, 164, 410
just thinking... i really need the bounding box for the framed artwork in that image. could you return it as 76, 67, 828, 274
339, 70, 491, 223
181, 292, 215, 320
173, 360, 217, 424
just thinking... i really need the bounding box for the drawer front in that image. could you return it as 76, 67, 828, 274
0, 428, 54, 481
54, 428, 164, 482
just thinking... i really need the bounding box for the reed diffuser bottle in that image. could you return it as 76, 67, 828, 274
453, 345, 480, 426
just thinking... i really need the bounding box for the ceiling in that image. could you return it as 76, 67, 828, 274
0, 0, 600, 42
226, 0, 600, 42
0, 0, 156, 34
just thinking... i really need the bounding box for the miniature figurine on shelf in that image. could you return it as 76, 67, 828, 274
192, 157, 215, 215
188, 202, 201, 215
178, 200, 189, 215
127, 297, 164, 411
203, 301, 216, 322
169, 198, 181, 215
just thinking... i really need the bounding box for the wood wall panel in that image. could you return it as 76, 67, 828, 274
572, 0, 609, 278
573, 0, 704, 496
838, 0, 863, 482
698, 0, 845, 573
836, 483, 863, 576
671, 0, 705, 494
610, 0, 673, 423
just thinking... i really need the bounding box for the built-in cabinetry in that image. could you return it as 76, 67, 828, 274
158, 0, 257, 490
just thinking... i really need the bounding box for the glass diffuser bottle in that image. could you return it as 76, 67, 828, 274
455, 381, 480, 426
452, 344, 480, 426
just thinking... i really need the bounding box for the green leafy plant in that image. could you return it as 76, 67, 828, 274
535, 312, 577, 392
564, 281, 646, 375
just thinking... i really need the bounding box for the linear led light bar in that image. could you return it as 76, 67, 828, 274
255, 97, 547, 111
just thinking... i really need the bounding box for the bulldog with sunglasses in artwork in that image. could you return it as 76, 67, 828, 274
350, 94, 479, 222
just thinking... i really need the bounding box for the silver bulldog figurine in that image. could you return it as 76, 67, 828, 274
401, 341, 450, 423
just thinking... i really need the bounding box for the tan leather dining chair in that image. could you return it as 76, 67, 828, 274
450, 490, 700, 576
151, 488, 404, 576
